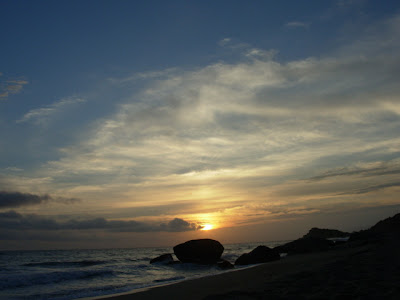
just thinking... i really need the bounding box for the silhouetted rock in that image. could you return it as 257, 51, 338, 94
235, 245, 280, 265
217, 259, 234, 269
303, 227, 350, 239
274, 237, 334, 255
150, 253, 174, 264
173, 239, 224, 264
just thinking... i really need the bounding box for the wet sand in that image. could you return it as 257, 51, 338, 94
95, 238, 400, 299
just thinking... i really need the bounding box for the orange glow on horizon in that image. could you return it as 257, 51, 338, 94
201, 224, 214, 231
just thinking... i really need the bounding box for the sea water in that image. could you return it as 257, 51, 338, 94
0, 241, 287, 300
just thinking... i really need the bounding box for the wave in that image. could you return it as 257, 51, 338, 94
135, 264, 149, 269
23, 260, 105, 268
0, 242, 283, 299
0, 269, 114, 290
153, 276, 185, 283
28, 283, 133, 300
221, 253, 239, 262
127, 257, 152, 263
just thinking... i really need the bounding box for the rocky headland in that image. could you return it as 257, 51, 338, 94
131, 213, 400, 300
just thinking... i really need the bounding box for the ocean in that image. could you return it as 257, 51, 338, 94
0, 240, 287, 300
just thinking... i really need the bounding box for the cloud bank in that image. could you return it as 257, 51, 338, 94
0, 210, 201, 234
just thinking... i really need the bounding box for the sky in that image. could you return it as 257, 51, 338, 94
1, 0, 400, 250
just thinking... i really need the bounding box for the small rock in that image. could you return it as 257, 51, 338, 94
217, 259, 234, 269
150, 253, 174, 264
235, 246, 280, 265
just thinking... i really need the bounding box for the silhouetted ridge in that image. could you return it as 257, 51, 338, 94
274, 237, 335, 255
350, 212, 400, 243
369, 213, 400, 233
303, 227, 350, 239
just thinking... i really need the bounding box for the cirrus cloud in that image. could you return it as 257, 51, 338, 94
16, 96, 86, 124
0, 74, 29, 100
285, 21, 310, 28
4, 13, 400, 235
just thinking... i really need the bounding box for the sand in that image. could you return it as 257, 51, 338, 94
95, 237, 400, 299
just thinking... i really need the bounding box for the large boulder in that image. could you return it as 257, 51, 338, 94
150, 253, 174, 264
173, 239, 224, 264
235, 245, 280, 265
274, 237, 334, 255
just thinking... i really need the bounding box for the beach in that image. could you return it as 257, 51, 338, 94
2, 215, 399, 299
99, 237, 400, 299
0, 242, 281, 299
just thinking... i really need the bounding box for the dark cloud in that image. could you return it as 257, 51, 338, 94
308, 163, 400, 181
0, 210, 59, 230
344, 182, 400, 195
0, 211, 201, 234
0, 191, 78, 208
308, 166, 384, 181
160, 218, 203, 232
0, 191, 51, 208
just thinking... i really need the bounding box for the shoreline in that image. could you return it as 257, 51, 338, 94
87, 213, 400, 299
91, 243, 375, 300
82, 262, 260, 300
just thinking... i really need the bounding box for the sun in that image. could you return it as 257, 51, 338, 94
201, 224, 214, 231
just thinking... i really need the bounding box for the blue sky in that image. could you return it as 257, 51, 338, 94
1, 0, 400, 250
